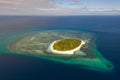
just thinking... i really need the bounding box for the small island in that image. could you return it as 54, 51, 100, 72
50, 38, 85, 54
7, 30, 114, 72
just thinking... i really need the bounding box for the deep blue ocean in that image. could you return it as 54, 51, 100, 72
0, 16, 120, 80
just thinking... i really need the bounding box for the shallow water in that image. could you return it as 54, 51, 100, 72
0, 16, 120, 80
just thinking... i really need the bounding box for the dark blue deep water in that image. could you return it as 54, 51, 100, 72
0, 16, 120, 80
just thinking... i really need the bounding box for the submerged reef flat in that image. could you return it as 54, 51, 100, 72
7, 30, 113, 72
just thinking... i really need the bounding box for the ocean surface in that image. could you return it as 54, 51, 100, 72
0, 16, 120, 80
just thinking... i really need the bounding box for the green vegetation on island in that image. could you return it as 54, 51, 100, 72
53, 38, 81, 51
